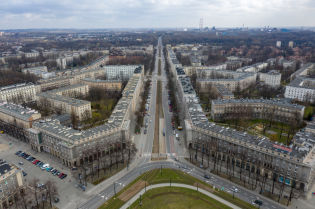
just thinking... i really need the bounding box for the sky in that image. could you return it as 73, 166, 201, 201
0, 0, 315, 29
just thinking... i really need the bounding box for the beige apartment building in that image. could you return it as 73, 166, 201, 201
81, 79, 122, 91
167, 46, 315, 192
211, 98, 305, 123
0, 102, 41, 129
37, 84, 91, 120
27, 68, 143, 167
48, 84, 89, 97
197, 70, 257, 92
0, 83, 40, 103
0, 160, 24, 209
38, 76, 77, 91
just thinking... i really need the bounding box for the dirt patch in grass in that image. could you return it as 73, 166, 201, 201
118, 180, 147, 202
194, 182, 215, 193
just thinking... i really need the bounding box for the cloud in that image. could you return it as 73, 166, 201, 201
0, 0, 314, 29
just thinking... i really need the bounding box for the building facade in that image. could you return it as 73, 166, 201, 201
211, 98, 304, 123
166, 46, 315, 192
27, 67, 143, 167
0, 83, 40, 104
259, 70, 281, 87
285, 64, 315, 103
81, 79, 122, 91
0, 102, 41, 129
0, 160, 24, 209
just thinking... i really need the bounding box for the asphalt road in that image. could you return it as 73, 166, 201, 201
77, 37, 285, 209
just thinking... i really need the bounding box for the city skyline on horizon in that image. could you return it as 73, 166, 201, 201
0, 0, 315, 29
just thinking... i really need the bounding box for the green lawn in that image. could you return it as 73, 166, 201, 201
304, 105, 315, 120
99, 169, 256, 209
220, 118, 303, 145
82, 99, 117, 129
129, 187, 232, 209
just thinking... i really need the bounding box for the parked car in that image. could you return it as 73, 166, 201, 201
28, 157, 35, 161
54, 197, 60, 203
33, 160, 39, 165
61, 174, 67, 179
41, 164, 49, 170
15, 151, 22, 155
22, 171, 27, 176
18, 162, 24, 165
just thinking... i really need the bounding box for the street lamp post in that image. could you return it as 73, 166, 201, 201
114, 182, 116, 196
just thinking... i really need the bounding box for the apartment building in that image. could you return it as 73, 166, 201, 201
184, 64, 227, 76
0, 102, 41, 128
197, 69, 257, 92
0, 83, 40, 103
26, 67, 143, 167
103, 65, 143, 80
166, 46, 315, 192
38, 76, 76, 91
0, 160, 24, 209
213, 84, 234, 99
211, 98, 304, 123
81, 79, 122, 91
38, 84, 91, 121
285, 64, 315, 103
259, 70, 281, 87
47, 84, 89, 98
39, 56, 109, 91
22, 66, 55, 79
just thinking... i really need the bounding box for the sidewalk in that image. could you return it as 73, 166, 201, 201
120, 183, 242, 209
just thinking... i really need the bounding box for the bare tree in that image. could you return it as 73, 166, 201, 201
30, 178, 40, 208
44, 180, 58, 208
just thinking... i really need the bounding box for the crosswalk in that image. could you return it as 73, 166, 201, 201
141, 153, 180, 158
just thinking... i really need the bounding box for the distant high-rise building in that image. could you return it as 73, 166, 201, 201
276, 41, 282, 48
288, 41, 294, 48
199, 18, 203, 31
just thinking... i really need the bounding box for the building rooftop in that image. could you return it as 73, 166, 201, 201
212, 98, 305, 110
32, 71, 142, 143
38, 92, 90, 107
0, 160, 12, 176
0, 102, 40, 121
0, 83, 34, 92
47, 84, 88, 95
167, 46, 315, 162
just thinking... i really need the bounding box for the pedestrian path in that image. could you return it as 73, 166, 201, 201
120, 183, 242, 209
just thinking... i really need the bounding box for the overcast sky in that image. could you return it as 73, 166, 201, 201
0, 0, 314, 29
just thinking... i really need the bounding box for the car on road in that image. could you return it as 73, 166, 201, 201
22, 171, 27, 176
18, 162, 24, 165
231, 186, 239, 193
252, 199, 263, 206
204, 174, 210, 179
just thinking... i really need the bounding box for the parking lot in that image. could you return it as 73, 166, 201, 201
0, 133, 90, 208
